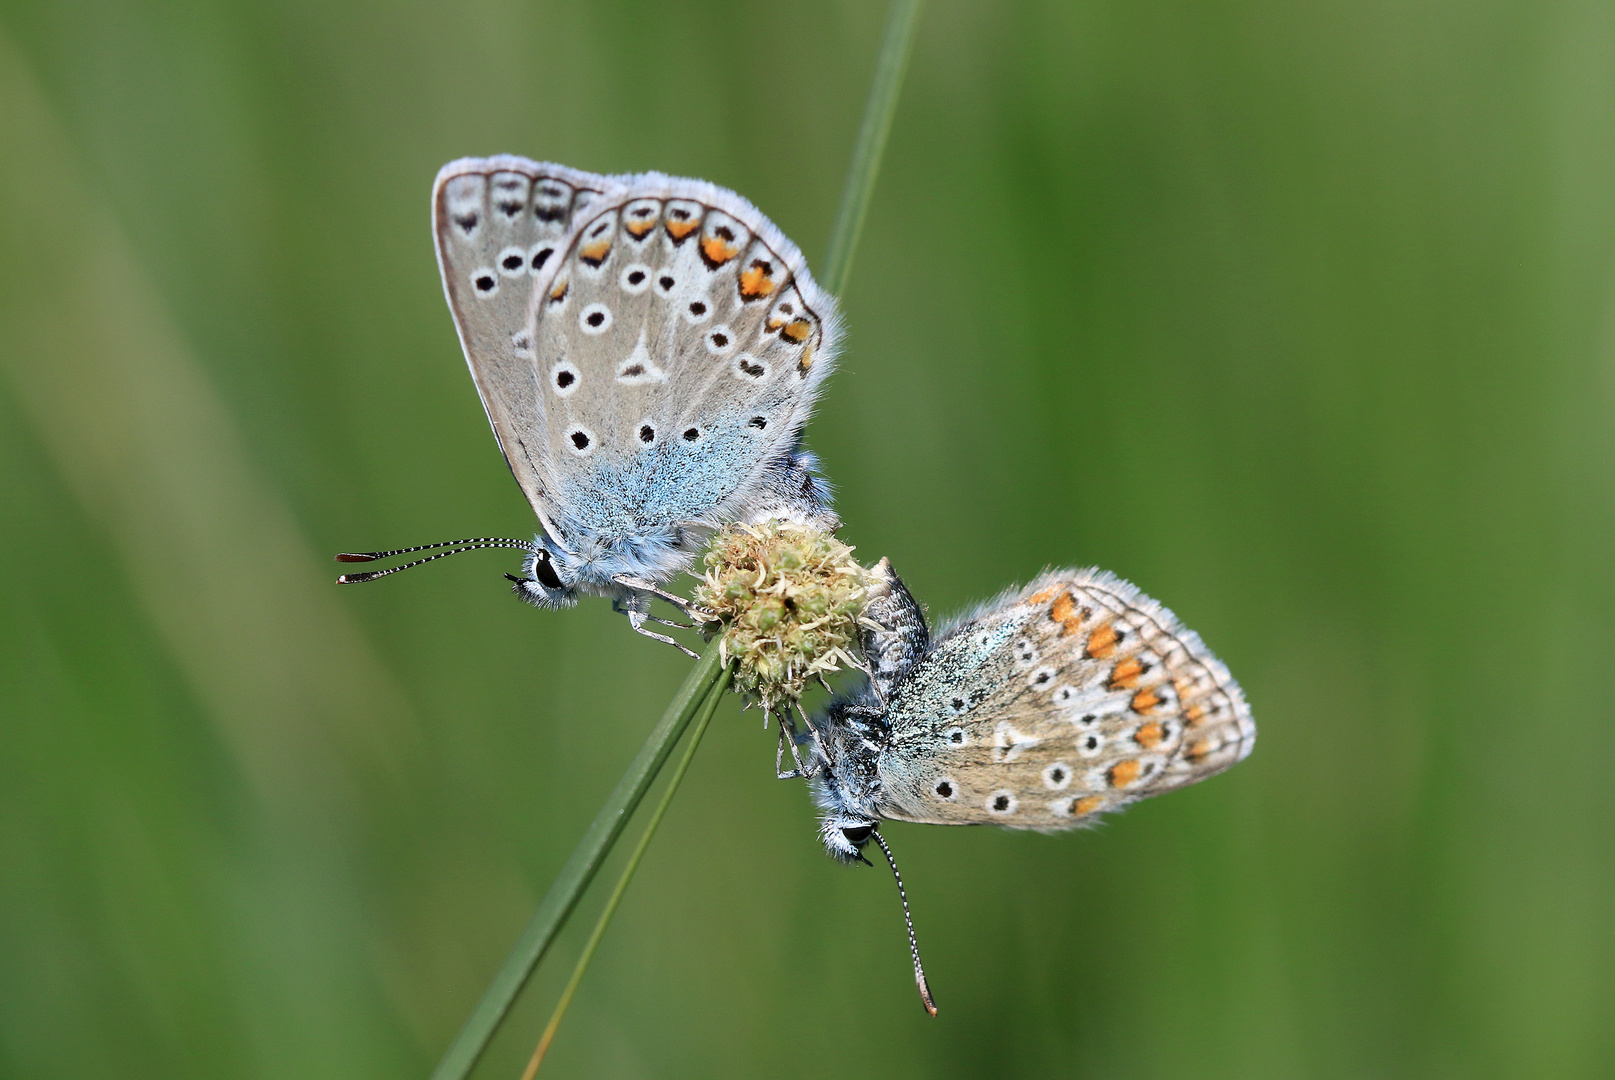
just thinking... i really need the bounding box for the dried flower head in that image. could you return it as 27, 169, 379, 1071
693, 521, 873, 711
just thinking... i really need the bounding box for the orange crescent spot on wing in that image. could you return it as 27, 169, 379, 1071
1108, 759, 1142, 787
738, 262, 776, 299
1086, 623, 1119, 659
1108, 657, 1147, 690
1072, 795, 1106, 816
780, 318, 812, 344
701, 234, 740, 266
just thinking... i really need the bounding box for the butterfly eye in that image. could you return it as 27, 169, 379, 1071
840, 825, 873, 846
532, 548, 563, 591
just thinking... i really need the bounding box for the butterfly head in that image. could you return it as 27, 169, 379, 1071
509, 536, 581, 608
820, 813, 878, 864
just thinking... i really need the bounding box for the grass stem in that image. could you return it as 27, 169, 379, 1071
428, 645, 725, 1080
821, 0, 925, 294
519, 666, 733, 1078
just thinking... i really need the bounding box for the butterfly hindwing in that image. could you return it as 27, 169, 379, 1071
525, 176, 840, 541
875, 568, 1255, 829
433, 158, 620, 532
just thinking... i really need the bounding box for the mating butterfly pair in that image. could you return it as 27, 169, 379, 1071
338, 158, 1255, 1013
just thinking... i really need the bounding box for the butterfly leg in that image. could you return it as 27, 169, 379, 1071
632, 611, 698, 629
775, 724, 804, 780
624, 609, 701, 658
775, 723, 819, 780
612, 593, 701, 658
612, 573, 718, 625
793, 700, 830, 763
775, 706, 819, 779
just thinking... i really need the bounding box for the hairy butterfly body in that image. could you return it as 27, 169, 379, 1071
417, 157, 841, 645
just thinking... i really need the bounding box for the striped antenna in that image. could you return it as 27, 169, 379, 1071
334, 537, 536, 584
872, 831, 938, 1017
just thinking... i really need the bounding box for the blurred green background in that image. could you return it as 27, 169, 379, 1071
2, 0, 1612, 1077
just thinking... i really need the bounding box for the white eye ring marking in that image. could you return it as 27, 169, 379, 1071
683, 297, 713, 324
470, 268, 498, 297
1042, 762, 1073, 791
986, 791, 1018, 816
1077, 731, 1105, 758
511, 330, 536, 359
678, 425, 705, 444
704, 325, 735, 354
579, 303, 612, 334
733, 353, 770, 381
931, 778, 959, 802
653, 268, 678, 297
1012, 638, 1037, 667
1051, 684, 1078, 707
1028, 665, 1057, 690
563, 424, 595, 456
496, 246, 528, 277
550, 361, 581, 397
619, 263, 652, 294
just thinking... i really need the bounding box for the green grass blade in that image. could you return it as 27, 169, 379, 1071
427, 644, 725, 1080
519, 665, 734, 1078
820, 0, 925, 294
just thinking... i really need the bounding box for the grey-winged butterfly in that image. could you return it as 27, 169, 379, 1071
337, 158, 841, 653
798, 561, 1256, 1013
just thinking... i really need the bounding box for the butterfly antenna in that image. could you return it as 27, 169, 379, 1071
871, 831, 938, 1017
334, 537, 537, 583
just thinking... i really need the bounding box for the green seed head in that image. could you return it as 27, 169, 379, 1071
693, 520, 874, 710
748, 597, 785, 632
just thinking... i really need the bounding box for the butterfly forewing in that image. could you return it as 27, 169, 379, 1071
524, 176, 839, 539
433, 158, 621, 529
876, 569, 1254, 830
